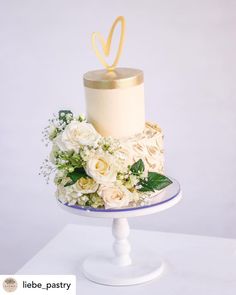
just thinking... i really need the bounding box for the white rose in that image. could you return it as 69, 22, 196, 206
74, 177, 99, 194
98, 184, 131, 209
59, 121, 100, 152
85, 152, 117, 184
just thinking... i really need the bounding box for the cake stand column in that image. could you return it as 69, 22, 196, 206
112, 218, 132, 266
82, 216, 164, 286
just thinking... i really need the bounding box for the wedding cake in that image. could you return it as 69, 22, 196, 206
84, 67, 164, 174
41, 16, 171, 209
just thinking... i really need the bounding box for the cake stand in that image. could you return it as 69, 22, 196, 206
58, 178, 182, 286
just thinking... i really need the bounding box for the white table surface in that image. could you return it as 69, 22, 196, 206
17, 224, 236, 294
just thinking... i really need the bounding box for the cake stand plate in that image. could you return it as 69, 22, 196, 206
58, 178, 181, 286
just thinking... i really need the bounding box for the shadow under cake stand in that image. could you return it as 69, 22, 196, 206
58, 178, 182, 286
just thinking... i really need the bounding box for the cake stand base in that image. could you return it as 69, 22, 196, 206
82, 252, 164, 286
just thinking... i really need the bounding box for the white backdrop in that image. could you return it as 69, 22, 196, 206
0, 0, 236, 274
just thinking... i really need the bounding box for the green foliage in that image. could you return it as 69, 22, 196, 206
130, 159, 145, 176
138, 172, 172, 192
65, 167, 88, 186
56, 151, 83, 171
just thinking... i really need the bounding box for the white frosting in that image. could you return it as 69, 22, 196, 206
120, 122, 164, 174
84, 83, 145, 138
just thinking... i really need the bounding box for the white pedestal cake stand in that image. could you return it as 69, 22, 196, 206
58, 179, 182, 286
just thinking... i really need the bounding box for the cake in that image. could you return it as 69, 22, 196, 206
41, 16, 171, 209
83, 67, 164, 174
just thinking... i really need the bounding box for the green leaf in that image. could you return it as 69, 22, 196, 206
138, 172, 172, 192
65, 167, 88, 187
130, 159, 145, 175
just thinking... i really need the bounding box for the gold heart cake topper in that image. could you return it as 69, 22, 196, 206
91, 16, 126, 71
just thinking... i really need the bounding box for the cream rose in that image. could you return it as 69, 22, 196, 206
59, 121, 100, 152
75, 177, 99, 194
85, 152, 117, 184
98, 184, 131, 209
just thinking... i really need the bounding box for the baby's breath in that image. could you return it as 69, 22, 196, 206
39, 158, 55, 184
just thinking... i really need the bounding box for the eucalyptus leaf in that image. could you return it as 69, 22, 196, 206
130, 159, 145, 175
138, 172, 172, 192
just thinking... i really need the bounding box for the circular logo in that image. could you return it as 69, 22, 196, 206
2, 278, 18, 293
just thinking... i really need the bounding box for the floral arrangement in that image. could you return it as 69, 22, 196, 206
41, 110, 172, 209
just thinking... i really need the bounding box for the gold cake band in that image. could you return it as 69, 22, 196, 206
83, 67, 144, 89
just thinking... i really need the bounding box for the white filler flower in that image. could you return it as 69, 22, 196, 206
59, 121, 100, 152
98, 184, 131, 209
85, 152, 117, 184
